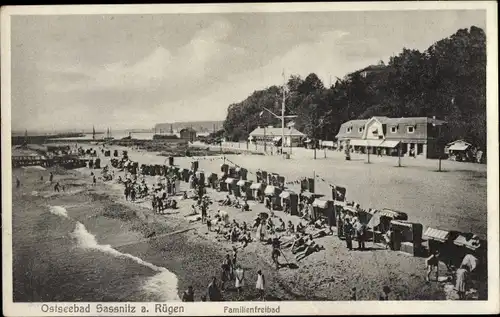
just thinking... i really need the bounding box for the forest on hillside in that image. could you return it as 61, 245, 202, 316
222, 26, 487, 149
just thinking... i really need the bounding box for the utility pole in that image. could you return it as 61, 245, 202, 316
281, 69, 286, 156
264, 126, 267, 153
367, 146, 371, 163
438, 125, 442, 172
398, 140, 402, 167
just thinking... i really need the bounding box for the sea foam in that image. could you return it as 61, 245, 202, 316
48, 206, 69, 218
70, 222, 180, 301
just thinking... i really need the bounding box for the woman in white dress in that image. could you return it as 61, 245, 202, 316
255, 270, 265, 300
234, 265, 245, 296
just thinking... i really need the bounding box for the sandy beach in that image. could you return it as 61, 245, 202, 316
12, 142, 487, 302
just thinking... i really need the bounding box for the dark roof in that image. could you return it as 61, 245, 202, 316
335, 116, 446, 138
179, 128, 197, 133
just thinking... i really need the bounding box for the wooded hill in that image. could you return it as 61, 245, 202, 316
222, 26, 486, 149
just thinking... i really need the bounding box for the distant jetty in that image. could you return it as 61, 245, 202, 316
11, 133, 86, 146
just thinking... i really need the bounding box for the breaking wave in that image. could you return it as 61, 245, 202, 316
48, 206, 69, 218
70, 222, 180, 301
47, 205, 180, 301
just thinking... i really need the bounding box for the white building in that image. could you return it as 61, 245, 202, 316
249, 126, 305, 147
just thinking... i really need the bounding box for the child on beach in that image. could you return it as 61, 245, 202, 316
255, 270, 265, 301
234, 265, 245, 297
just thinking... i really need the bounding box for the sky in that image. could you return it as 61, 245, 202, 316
10, 9, 486, 132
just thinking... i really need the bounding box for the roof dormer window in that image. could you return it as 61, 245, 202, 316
358, 127, 364, 133
391, 126, 397, 133
346, 127, 352, 133
407, 126, 415, 133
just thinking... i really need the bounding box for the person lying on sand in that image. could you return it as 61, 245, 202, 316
295, 239, 325, 261
312, 219, 327, 230
311, 228, 333, 239
292, 234, 312, 254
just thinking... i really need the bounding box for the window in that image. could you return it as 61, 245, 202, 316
391, 126, 397, 133
358, 126, 364, 133
346, 127, 352, 133
407, 126, 415, 133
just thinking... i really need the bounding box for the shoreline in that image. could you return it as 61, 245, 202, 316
68, 154, 450, 301
12, 141, 486, 301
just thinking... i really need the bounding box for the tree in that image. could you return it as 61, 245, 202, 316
222, 26, 486, 149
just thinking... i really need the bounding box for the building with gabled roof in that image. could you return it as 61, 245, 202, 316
249, 126, 305, 147
335, 116, 446, 158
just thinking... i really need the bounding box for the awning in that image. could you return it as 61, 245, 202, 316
379, 140, 401, 148
448, 143, 471, 151
300, 191, 314, 198
454, 234, 481, 250
390, 220, 412, 228
312, 199, 330, 209
423, 227, 450, 243
321, 141, 335, 147
279, 191, 294, 199
304, 138, 312, 143
272, 136, 282, 142
378, 209, 408, 220
264, 185, 277, 195
342, 206, 358, 214
237, 180, 246, 186
348, 139, 383, 147
250, 183, 263, 190
225, 178, 236, 184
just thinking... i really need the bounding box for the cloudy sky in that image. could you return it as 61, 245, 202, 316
10, 9, 485, 132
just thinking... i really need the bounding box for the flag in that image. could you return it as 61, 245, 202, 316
259, 111, 264, 117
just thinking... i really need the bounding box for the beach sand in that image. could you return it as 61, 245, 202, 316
14, 144, 475, 302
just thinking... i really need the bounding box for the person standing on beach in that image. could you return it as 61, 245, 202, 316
344, 218, 353, 251
16, 176, 21, 189
182, 286, 195, 302
201, 201, 208, 224
49, 172, 54, 183
234, 265, 245, 297
124, 186, 130, 201
255, 270, 265, 301
220, 256, 230, 291
93, 175, 96, 186
455, 264, 468, 300
426, 251, 440, 282
54, 182, 61, 192
350, 287, 357, 300
379, 286, 391, 300
207, 277, 222, 301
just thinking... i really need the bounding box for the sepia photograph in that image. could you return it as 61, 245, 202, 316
1, 2, 498, 316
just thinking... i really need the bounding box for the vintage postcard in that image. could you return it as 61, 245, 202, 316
1, 2, 498, 316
